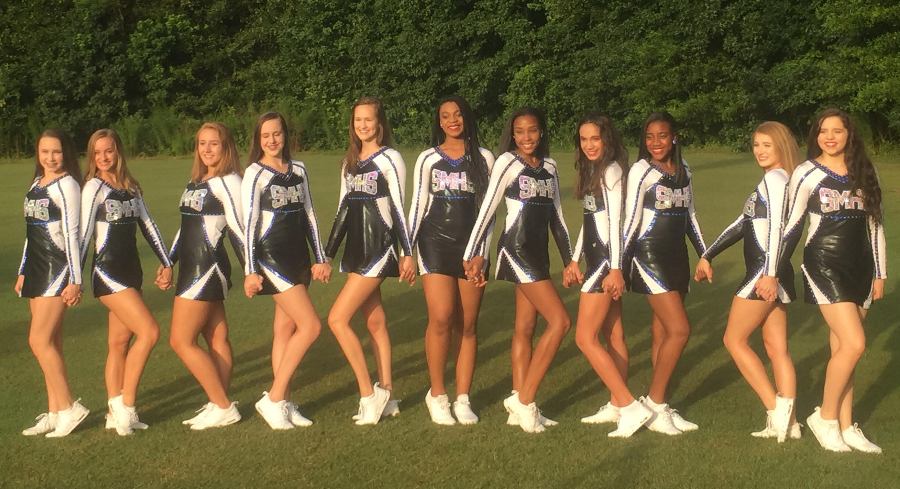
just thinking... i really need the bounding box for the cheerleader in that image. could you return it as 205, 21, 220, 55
408, 96, 494, 425
563, 114, 652, 438
622, 112, 706, 434
165, 122, 244, 430
463, 107, 572, 433
242, 112, 328, 430
81, 128, 171, 436
694, 121, 800, 442
781, 109, 886, 453
324, 97, 415, 425
18, 129, 89, 438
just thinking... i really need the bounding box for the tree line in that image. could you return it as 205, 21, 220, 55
2, 0, 898, 156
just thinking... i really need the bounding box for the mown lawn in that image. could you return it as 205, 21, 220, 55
0, 148, 897, 488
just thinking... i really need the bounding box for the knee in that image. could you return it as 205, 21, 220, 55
513, 321, 536, 340
365, 315, 386, 335
668, 323, 690, 344
327, 312, 346, 333
551, 316, 572, 337
574, 328, 596, 352
141, 324, 160, 347
427, 316, 452, 335
28, 335, 52, 356
460, 319, 477, 339
722, 333, 741, 353
840, 337, 866, 360
108, 335, 130, 354
306, 319, 323, 340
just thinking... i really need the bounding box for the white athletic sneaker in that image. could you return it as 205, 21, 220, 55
806, 407, 850, 452
503, 394, 544, 433
772, 395, 794, 443
287, 402, 313, 427
191, 402, 241, 431
842, 424, 882, 454
107, 395, 134, 436
751, 416, 802, 439
452, 394, 479, 425
183, 403, 214, 426
46, 400, 89, 438
254, 392, 293, 430
665, 406, 697, 432
641, 397, 682, 436
382, 399, 401, 417
425, 390, 456, 426
22, 412, 57, 436
355, 383, 390, 425
581, 402, 620, 424
608, 401, 653, 438
505, 391, 554, 427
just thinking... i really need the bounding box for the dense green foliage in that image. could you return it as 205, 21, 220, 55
2, 0, 899, 155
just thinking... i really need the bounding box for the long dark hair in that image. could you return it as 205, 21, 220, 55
34, 129, 80, 183
431, 95, 489, 202
638, 111, 684, 178
344, 96, 394, 176
248, 112, 292, 165
574, 113, 628, 199
807, 108, 883, 223
498, 107, 550, 160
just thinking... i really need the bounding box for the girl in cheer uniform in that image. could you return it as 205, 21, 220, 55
81, 128, 172, 436
18, 130, 89, 438
324, 97, 415, 425
622, 112, 705, 434
782, 109, 887, 454
563, 114, 652, 438
166, 122, 244, 430
242, 112, 329, 430
463, 107, 572, 433
408, 96, 494, 425
695, 121, 800, 442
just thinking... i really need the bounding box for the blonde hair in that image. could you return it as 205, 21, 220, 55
192, 122, 243, 182
753, 121, 800, 175
84, 128, 141, 193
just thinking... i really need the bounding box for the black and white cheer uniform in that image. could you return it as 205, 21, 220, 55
702, 169, 795, 302
408, 146, 495, 277
242, 161, 326, 294
18, 175, 82, 298
782, 160, 887, 308
622, 159, 706, 294
571, 163, 624, 294
463, 152, 572, 284
324, 147, 413, 277
169, 174, 245, 301
81, 178, 172, 297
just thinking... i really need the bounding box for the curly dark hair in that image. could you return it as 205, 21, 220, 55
431, 96, 489, 203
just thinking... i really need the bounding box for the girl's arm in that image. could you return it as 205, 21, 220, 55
463, 154, 516, 261
136, 194, 172, 267
323, 163, 351, 261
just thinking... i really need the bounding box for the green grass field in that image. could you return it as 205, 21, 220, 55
0, 149, 898, 488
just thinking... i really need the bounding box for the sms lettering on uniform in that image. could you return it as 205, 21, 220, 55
270, 184, 305, 208
654, 185, 690, 210
105, 198, 139, 221
24, 198, 50, 221
819, 188, 864, 213
519, 176, 554, 199
181, 189, 208, 211
347, 171, 379, 195
432, 169, 474, 193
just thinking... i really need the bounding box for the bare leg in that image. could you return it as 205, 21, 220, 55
575, 292, 635, 406
818, 302, 865, 424
169, 298, 230, 407
105, 310, 131, 400
267, 285, 322, 401
200, 303, 233, 389
271, 304, 295, 395
760, 304, 796, 418
650, 313, 664, 368
723, 297, 780, 410
645, 292, 690, 403
423, 274, 457, 396
100, 289, 160, 406
455, 277, 484, 396
361, 288, 391, 391
511, 287, 537, 392
600, 301, 628, 405
28, 297, 73, 411
515, 281, 571, 404
327, 274, 384, 396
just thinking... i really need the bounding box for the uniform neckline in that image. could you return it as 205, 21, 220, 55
513, 152, 544, 170
258, 160, 293, 177
435, 146, 467, 166
811, 159, 849, 182
358, 146, 388, 167
35, 173, 68, 189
